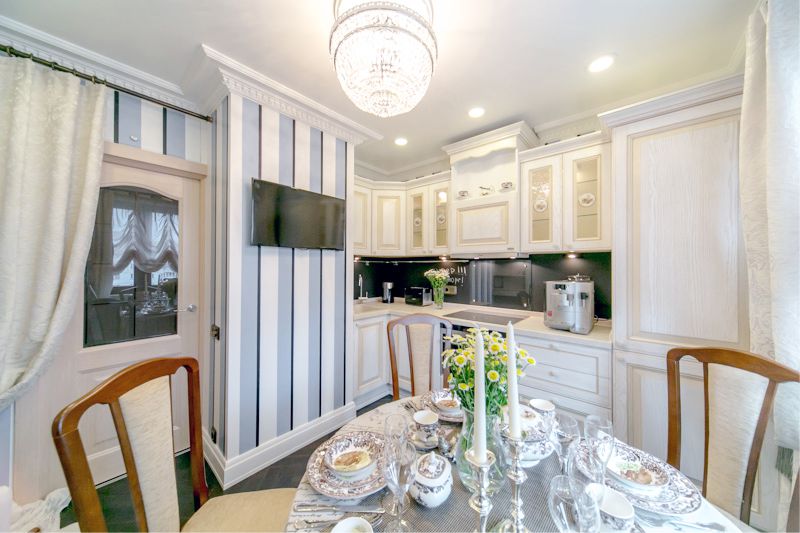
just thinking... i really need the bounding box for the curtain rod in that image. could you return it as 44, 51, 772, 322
0, 44, 213, 123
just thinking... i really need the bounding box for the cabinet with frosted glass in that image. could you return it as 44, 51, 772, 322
518, 134, 611, 253
405, 173, 450, 256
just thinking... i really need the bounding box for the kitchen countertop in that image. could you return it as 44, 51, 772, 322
353, 299, 612, 348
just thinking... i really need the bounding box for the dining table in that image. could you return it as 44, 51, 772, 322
285, 396, 745, 532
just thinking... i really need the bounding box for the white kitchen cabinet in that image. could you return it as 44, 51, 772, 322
520, 154, 562, 252
518, 133, 610, 253
406, 176, 451, 256
371, 189, 405, 256
516, 333, 612, 421
353, 316, 391, 408
563, 143, 611, 250
451, 194, 518, 255
352, 183, 372, 255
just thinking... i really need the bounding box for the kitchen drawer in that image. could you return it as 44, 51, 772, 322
520, 384, 611, 422
517, 336, 611, 379
522, 366, 611, 408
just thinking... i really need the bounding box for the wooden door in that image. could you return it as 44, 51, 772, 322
13, 145, 205, 501
563, 143, 611, 251
352, 184, 371, 255
371, 190, 405, 256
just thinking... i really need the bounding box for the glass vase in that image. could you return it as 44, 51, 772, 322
433, 286, 445, 309
454, 409, 507, 494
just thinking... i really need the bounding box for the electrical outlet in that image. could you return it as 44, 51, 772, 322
444, 285, 457, 295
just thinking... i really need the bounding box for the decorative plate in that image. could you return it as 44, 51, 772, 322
578, 193, 596, 207
422, 390, 464, 423
306, 432, 386, 499
607, 444, 669, 494
414, 217, 422, 227
534, 198, 548, 212
575, 441, 701, 515
436, 214, 446, 225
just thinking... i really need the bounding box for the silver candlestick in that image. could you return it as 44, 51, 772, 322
496, 428, 539, 533
465, 448, 496, 533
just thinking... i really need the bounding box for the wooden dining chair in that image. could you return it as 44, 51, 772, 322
52, 357, 296, 532
386, 314, 453, 399
666, 347, 800, 527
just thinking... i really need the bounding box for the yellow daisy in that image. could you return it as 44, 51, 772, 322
454, 354, 467, 367
487, 370, 500, 382
458, 382, 470, 391
489, 343, 501, 354
501, 354, 509, 362
516, 368, 524, 377
526, 357, 536, 365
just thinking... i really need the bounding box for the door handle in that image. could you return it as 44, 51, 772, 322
178, 304, 197, 312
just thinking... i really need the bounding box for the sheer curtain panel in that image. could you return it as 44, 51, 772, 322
0, 59, 106, 409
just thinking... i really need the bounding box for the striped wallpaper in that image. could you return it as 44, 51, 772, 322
105, 89, 209, 164
222, 94, 349, 457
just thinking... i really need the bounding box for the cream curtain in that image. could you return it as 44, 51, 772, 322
739, 0, 800, 451
0, 59, 106, 409
111, 189, 179, 274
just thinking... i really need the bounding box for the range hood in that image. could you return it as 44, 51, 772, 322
449, 251, 530, 260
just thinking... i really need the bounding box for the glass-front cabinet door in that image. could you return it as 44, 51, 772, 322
407, 186, 428, 254
563, 143, 611, 250
520, 155, 562, 252
431, 184, 449, 254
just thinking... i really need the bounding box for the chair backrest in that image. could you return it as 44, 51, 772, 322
666, 347, 799, 525
52, 357, 208, 532
386, 314, 453, 399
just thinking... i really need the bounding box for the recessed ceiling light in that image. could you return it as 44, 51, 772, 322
588, 54, 615, 73
468, 107, 485, 118
394, 137, 408, 146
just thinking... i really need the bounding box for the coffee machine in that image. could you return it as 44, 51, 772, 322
544, 274, 595, 335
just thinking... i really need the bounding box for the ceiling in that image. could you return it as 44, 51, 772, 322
0, 0, 756, 176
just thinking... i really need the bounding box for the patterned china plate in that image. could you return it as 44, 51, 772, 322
607, 444, 670, 494
423, 390, 464, 423
306, 432, 386, 499
575, 440, 702, 515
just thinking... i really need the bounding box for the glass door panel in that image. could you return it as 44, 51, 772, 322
573, 155, 600, 240
529, 166, 553, 242
433, 186, 448, 250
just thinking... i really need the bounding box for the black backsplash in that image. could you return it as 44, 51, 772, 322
354, 252, 612, 319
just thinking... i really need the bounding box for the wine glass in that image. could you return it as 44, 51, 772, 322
382, 441, 418, 532
584, 415, 614, 487
383, 413, 412, 513
560, 444, 602, 533
552, 413, 580, 473
548, 475, 580, 532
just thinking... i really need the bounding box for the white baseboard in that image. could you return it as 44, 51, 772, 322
354, 386, 392, 410
202, 402, 357, 489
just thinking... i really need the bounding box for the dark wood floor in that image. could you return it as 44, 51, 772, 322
60, 395, 393, 530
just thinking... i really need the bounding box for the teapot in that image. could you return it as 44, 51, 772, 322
409, 452, 452, 508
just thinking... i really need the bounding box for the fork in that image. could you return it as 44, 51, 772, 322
637, 513, 726, 531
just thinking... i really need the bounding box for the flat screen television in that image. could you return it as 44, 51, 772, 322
251, 178, 345, 250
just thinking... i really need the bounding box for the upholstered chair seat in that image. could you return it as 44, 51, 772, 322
182, 488, 297, 532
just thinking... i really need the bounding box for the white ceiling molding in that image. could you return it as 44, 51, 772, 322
200, 45, 382, 145
443, 121, 539, 164
518, 131, 604, 163
356, 154, 451, 182
354, 160, 391, 180
598, 74, 744, 132
0, 15, 198, 112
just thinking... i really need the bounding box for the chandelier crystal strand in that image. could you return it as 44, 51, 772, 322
330, 0, 437, 118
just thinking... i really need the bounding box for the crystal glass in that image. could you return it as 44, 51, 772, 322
548, 475, 580, 533
553, 413, 580, 473
584, 415, 614, 486
382, 441, 418, 532
383, 413, 413, 513
454, 410, 507, 494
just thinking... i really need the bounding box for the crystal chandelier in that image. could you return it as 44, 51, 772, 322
330, 0, 438, 118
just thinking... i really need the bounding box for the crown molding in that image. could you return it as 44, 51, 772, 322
518, 131, 604, 163
200, 45, 382, 145
598, 74, 744, 132
0, 15, 198, 112
443, 121, 538, 157
354, 160, 391, 180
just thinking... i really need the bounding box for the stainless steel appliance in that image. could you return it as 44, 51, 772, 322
544, 274, 595, 335
382, 282, 394, 303
405, 287, 432, 306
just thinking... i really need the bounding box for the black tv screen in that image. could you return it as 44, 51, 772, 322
251, 179, 345, 250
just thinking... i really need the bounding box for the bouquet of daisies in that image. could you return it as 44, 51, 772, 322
442, 327, 536, 418
424, 268, 451, 288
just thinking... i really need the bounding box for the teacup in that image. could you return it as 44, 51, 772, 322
599, 486, 635, 532
413, 409, 440, 442
331, 516, 373, 533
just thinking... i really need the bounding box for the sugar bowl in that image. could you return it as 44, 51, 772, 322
409, 452, 452, 508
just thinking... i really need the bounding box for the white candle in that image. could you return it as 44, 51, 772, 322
0, 485, 11, 533
473, 326, 487, 463
506, 322, 521, 439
